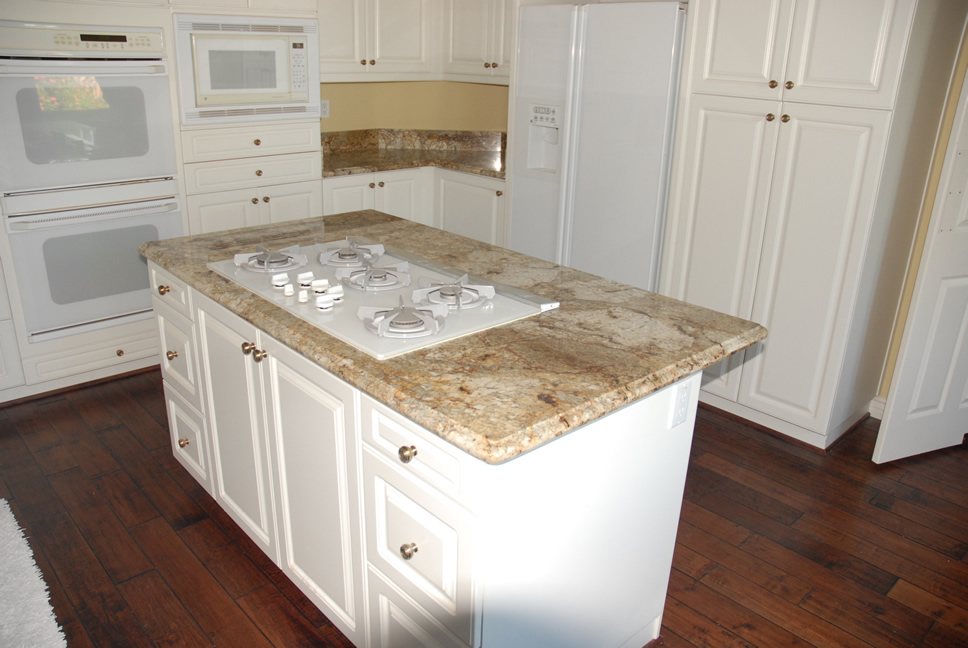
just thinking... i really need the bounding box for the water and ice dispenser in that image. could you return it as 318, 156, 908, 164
527, 104, 561, 171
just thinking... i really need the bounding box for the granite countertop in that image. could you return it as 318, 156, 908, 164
140, 211, 766, 464
323, 148, 505, 179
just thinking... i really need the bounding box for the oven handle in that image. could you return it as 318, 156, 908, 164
0, 62, 167, 76
8, 200, 179, 231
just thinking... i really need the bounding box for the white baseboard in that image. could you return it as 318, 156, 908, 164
868, 396, 886, 420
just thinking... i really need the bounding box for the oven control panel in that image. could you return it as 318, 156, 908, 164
0, 22, 164, 57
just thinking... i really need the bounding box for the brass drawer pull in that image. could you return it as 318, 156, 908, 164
253, 138, 262, 146
398, 445, 418, 464
400, 543, 418, 560
242, 341, 256, 355
178, 438, 190, 448
166, 350, 178, 361
158, 285, 170, 295
253, 349, 268, 362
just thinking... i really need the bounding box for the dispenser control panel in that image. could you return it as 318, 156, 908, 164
529, 104, 560, 127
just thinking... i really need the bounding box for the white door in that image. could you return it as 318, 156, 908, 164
324, 174, 375, 215
873, 69, 968, 463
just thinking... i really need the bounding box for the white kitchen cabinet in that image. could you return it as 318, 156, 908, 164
662, 0, 967, 447
324, 169, 432, 225
262, 333, 366, 648
182, 122, 322, 235
689, 0, 915, 109
187, 180, 322, 234
436, 170, 506, 246
441, 0, 512, 82
318, 0, 433, 79
197, 296, 280, 561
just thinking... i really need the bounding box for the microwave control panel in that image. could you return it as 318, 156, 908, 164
290, 38, 308, 93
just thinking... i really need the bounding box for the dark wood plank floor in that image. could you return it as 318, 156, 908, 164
1, 369, 966, 647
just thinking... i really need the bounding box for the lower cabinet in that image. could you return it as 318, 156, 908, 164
187, 180, 322, 234
324, 169, 432, 225
157, 267, 697, 648
435, 170, 506, 246
194, 289, 366, 646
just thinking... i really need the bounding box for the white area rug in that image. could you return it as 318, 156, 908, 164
0, 499, 66, 648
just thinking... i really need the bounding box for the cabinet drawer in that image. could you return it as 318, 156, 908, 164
184, 152, 322, 195
361, 394, 463, 499
362, 447, 476, 644
154, 300, 202, 413
181, 122, 321, 163
164, 382, 211, 493
149, 263, 192, 320
367, 567, 472, 648
22, 326, 158, 384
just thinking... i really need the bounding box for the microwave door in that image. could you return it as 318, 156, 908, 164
191, 34, 291, 106
0, 60, 176, 195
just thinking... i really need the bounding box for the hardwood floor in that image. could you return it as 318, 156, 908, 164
1, 369, 966, 647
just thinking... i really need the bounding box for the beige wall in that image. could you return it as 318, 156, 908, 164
319, 81, 509, 133
879, 35, 968, 399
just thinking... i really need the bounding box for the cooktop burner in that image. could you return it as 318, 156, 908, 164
234, 245, 308, 273
207, 239, 559, 360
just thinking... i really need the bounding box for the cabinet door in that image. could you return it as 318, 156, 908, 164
319, 0, 369, 74
187, 189, 261, 235
663, 94, 779, 400
324, 174, 376, 215
437, 172, 506, 246
737, 103, 891, 432
688, 0, 794, 100
784, 0, 915, 109
165, 385, 212, 493
369, 0, 433, 74
263, 336, 365, 647
197, 298, 277, 560
442, 0, 492, 76
261, 180, 324, 225
490, 0, 513, 80
374, 169, 430, 225
154, 300, 203, 413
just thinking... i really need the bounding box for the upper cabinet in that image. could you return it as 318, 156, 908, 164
441, 0, 512, 81
318, 0, 434, 80
690, 0, 916, 109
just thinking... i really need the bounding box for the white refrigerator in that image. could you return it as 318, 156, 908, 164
507, 2, 686, 291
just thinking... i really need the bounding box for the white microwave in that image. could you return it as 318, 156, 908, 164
174, 14, 319, 125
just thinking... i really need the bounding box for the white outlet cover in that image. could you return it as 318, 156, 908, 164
320, 99, 330, 118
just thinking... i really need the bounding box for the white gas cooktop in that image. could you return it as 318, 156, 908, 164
207, 240, 559, 360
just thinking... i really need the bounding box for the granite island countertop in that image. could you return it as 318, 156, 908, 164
140, 211, 766, 464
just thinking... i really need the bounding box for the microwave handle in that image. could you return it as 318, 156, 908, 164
8, 201, 179, 231
0, 63, 167, 76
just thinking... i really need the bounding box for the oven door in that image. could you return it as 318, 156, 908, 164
0, 59, 176, 194
7, 197, 183, 340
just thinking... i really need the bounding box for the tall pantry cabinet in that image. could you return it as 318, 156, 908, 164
661, 0, 968, 449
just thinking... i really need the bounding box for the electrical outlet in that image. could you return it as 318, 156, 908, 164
670, 381, 690, 428
320, 99, 330, 118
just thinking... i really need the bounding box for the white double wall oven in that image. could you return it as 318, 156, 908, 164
0, 20, 182, 343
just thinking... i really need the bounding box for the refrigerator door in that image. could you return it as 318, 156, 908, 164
562, 2, 686, 291
507, 4, 579, 264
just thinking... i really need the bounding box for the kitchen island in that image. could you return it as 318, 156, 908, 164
140, 211, 766, 648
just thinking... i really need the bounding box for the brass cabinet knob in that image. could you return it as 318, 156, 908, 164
360, 59, 367, 65
157, 285, 170, 295
242, 341, 256, 355
785, 81, 794, 90
166, 350, 178, 361
781, 114, 791, 123
369, 182, 376, 189
484, 62, 491, 68
178, 438, 190, 448
253, 348, 268, 362
253, 138, 262, 146
255, 169, 263, 176
263, 196, 270, 203
369, 59, 375, 65
251, 198, 259, 204
491, 62, 498, 68
399, 543, 418, 560
116, 349, 124, 357
769, 80, 778, 88
398, 445, 418, 463
378, 181, 385, 187
496, 190, 503, 196
766, 113, 775, 122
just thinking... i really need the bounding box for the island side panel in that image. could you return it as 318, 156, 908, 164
471, 372, 701, 648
